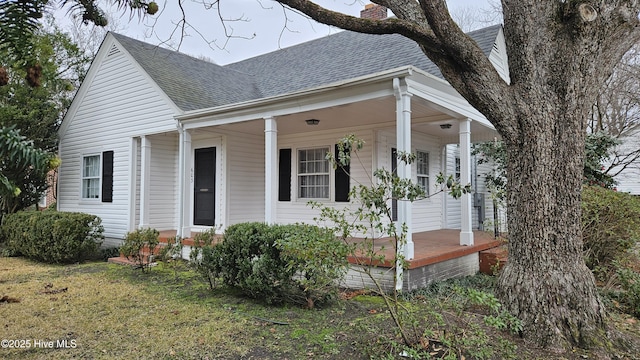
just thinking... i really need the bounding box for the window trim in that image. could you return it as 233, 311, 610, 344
81, 153, 101, 200
296, 146, 331, 200
416, 150, 430, 195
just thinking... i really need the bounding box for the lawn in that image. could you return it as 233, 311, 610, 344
1, 257, 639, 359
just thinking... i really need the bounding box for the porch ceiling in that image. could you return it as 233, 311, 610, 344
208, 95, 498, 142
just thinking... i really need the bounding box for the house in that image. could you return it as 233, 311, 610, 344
611, 132, 640, 194
58, 6, 509, 289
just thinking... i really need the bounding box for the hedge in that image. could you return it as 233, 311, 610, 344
1, 211, 104, 263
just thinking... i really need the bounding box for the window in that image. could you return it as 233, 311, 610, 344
81, 151, 113, 202
82, 155, 100, 199
416, 150, 429, 195
298, 147, 330, 199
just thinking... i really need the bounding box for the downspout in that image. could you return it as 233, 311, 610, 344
176, 120, 184, 238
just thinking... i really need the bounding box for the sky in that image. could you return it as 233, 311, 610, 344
55, 0, 495, 65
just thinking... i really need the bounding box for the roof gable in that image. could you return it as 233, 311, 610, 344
111, 33, 261, 111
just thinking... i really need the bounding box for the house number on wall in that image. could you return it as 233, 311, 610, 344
190, 168, 194, 183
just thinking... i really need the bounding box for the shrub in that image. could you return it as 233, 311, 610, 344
199, 222, 348, 307
581, 186, 640, 274
2, 211, 103, 263
190, 228, 220, 290
120, 228, 159, 272
614, 265, 640, 318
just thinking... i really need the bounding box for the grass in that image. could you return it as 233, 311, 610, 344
1, 257, 639, 359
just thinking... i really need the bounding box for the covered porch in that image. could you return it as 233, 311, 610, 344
138, 228, 503, 291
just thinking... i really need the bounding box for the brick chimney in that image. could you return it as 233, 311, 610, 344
360, 3, 388, 20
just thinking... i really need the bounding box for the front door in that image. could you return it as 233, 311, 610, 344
194, 147, 216, 226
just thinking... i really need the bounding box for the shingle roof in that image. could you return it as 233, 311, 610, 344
111, 33, 261, 111
111, 25, 501, 112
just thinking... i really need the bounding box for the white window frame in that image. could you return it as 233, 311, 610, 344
297, 146, 331, 200
81, 154, 101, 200
416, 150, 429, 195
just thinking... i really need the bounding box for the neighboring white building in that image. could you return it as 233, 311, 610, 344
58, 17, 509, 257
612, 133, 640, 194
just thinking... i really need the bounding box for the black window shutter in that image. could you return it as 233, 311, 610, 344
391, 148, 397, 221
102, 151, 114, 203
335, 144, 350, 202
278, 149, 291, 201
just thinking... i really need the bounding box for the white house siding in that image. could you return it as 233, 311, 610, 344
277, 127, 375, 227
616, 167, 640, 195
225, 131, 266, 226
444, 144, 462, 229
58, 43, 179, 242
612, 135, 640, 195
488, 29, 511, 84
147, 133, 179, 230
376, 128, 445, 233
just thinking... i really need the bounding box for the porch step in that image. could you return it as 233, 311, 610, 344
106, 233, 221, 266
479, 246, 507, 275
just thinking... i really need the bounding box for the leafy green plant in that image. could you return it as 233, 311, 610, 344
311, 134, 471, 347
195, 222, 348, 307
120, 228, 159, 272
402, 276, 520, 359
190, 228, 220, 290
581, 185, 640, 275
1, 210, 103, 263
609, 264, 640, 318
275, 223, 351, 307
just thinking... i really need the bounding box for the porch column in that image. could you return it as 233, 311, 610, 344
127, 137, 138, 232
459, 118, 474, 246
394, 77, 414, 264
179, 129, 192, 238
265, 117, 278, 224
139, 135, 151, 228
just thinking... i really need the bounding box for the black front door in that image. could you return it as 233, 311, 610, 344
194, 147, 216, 226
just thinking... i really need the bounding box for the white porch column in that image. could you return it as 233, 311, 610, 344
459, 118, 474, 246
265, 117, 278, 224
127, 137, 138, 232
179, 129, 192, 238
393, 78, 414, 267
139, 135, 151, 228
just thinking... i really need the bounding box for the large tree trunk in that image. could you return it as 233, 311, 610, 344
271, 0, 640, 349
496, 103, 606, 347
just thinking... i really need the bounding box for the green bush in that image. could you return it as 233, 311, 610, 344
198, 222, 349, 307
1, 211, 103, 263
190, 228, 220, 290
581, 186, 640, 273
614, 265, 640, 318
120, 228, 159, 272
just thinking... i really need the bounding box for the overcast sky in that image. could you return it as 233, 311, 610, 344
57, 0, 496, 65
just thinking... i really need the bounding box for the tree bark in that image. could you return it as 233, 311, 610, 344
496, 97, 607, 347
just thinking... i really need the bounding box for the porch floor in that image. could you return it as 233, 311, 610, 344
349, 229, 503, 269
155, 228, 502, 269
